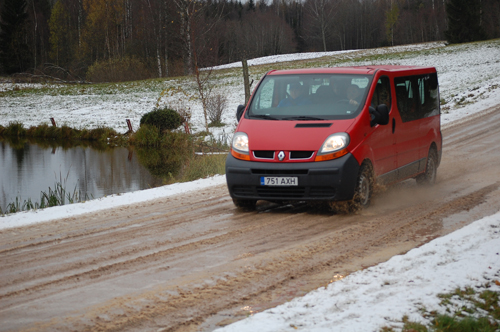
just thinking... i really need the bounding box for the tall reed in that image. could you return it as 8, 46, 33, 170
0, 173, 93, 216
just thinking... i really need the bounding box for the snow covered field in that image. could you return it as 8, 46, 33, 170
1, 40, 500, 331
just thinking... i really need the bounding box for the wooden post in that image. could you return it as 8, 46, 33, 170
126, 119, 133, 133
242, 59, 250, 105
183, 121, 190, 135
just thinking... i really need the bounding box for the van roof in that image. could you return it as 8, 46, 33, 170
267, 65, 436, 76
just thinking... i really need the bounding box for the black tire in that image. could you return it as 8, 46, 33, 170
416, 148, 438, 185
232, 198, 257, 210
351, 162, 374, 211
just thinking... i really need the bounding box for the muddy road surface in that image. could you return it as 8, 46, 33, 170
1, 106, 500, 332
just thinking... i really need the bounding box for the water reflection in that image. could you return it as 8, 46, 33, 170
0, 139, 167, 212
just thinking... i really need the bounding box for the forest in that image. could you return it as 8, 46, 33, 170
0, 0, 499, 81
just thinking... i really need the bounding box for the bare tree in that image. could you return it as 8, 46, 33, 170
303, 0, 341, 52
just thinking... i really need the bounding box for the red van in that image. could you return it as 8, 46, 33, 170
225, 66, 442, 210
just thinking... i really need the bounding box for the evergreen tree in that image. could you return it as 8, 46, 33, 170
247, 0, 255, 12
445, 0, 487, 43
0, 0, 30, 74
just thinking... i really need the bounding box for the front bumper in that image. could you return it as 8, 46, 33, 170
225, 153, 360, 202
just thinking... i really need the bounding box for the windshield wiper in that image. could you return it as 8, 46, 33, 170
250, 114, 279, 120
281, 116, 325, 121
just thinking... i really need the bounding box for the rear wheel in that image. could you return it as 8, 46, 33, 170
232, 198, 257, 210
416, 148, 438, 185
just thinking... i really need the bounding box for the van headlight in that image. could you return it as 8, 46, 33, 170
231, 132, 251, 161
315, 133, 350, 161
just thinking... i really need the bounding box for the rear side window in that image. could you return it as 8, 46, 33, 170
394, 73, 439, 122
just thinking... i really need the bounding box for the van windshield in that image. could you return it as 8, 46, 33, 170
248, 74, 373, 120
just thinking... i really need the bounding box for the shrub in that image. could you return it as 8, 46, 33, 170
135, 131, 193, 179
86, 56, 152, 83
206, 93, 227, 127
140, 107, 184, 133
134, 124, 161, 146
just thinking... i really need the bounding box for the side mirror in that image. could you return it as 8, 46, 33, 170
236, 105, 246, 122
369, 104, 390, 127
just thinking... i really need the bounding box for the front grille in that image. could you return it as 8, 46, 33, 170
253, 151, 275, 159
290, 151, 314, 159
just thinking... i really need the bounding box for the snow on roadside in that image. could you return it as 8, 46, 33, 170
215, 212, 500, 332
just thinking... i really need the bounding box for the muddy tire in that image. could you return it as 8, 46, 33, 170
416, 148, 437, 186
351, 162, 374, 211
329, 163, 374, 213
232, 198, 257, 210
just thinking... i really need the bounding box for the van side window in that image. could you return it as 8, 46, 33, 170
370, 76, 392, 109
395, 73, 439, 122
418, 74, 440, 118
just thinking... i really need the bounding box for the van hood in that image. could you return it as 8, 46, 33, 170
237, 119, 354, 151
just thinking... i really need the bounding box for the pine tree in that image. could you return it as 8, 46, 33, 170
445, 0, 487, 44
0, 0, 30, 74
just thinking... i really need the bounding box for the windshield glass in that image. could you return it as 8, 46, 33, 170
248, 74, 373, 120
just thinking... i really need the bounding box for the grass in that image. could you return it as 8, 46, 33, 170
0, 122, 128, 147
380, 284, 500, 332
179, 154, 226, 183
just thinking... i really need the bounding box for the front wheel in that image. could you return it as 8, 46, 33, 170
330, 163, 373, 213
416, 149, 437, 185
354, 163, 374, 209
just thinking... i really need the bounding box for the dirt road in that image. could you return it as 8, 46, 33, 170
1, 106, 500, 332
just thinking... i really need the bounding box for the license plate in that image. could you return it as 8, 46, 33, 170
260, 176, 298, 186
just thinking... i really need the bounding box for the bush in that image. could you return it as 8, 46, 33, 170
140, 107, 184, 133
86, 56, 152, 83
207, 93, 227, 127
135, 131, 193, 179
133, 124, 161, 146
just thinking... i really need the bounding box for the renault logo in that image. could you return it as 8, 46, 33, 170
278, 151, 285, 161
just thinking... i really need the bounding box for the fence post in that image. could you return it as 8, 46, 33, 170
126, 119, 133, 133
183, 121, 190, 135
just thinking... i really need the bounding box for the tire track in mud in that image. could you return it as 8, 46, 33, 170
37, 183, 500, 332
1, 106, 500, 332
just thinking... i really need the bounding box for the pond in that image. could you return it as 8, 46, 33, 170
0, 139, 167, 213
